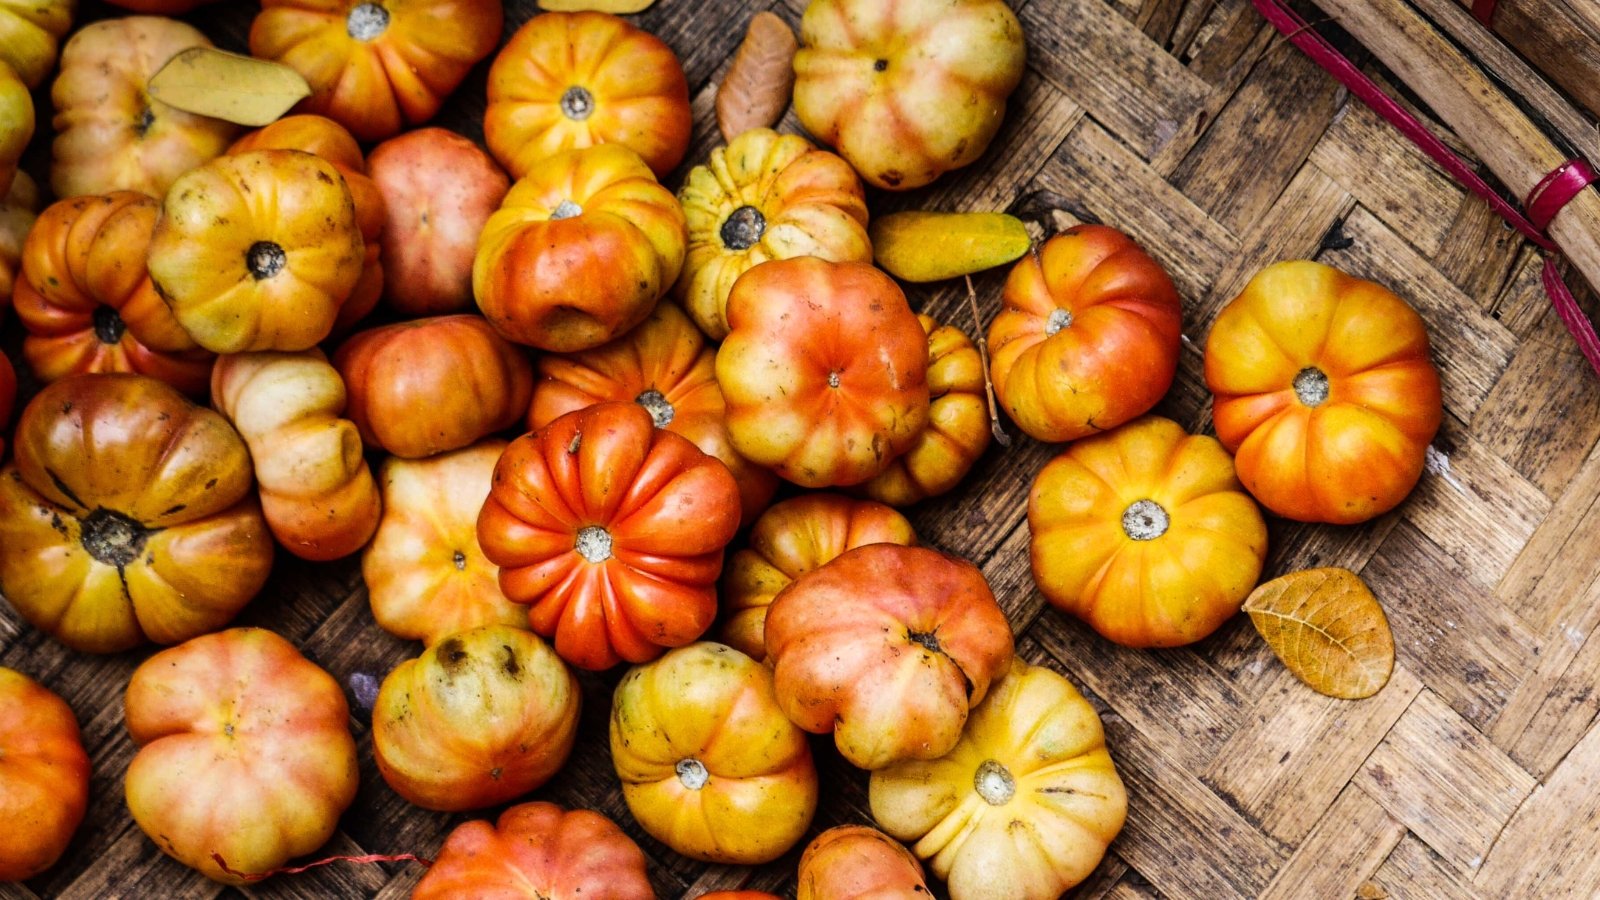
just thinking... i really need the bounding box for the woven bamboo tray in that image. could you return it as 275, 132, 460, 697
6, 0, 1600, 897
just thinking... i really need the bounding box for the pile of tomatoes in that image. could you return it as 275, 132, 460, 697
0, 0, 1445, 896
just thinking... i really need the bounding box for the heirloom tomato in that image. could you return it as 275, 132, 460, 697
988, 224, 1183, 443
124, 628, 359, 885
0, 170, 37, 308
529, 300, 776, 525
250, 0, 503, 142
368, 127, 509, 316
0, 374, 272, 653
474, 143, 686, 352
364, 441, 527, 646
797, 826, 931, 900
374, 625, 579, 811
1029, 415, 1267, 647
50, 17, 239, 199
484, 11, 691, 179
0, 667, 89, 882
149, 149, 365, 354
611, 642, 817, 864
765, 543, 1014, 770
15, 191, 213, 395
870, 660, 1127, 900
1204, 260, 1443, 524
212, 350, 381, 561
860, 314, 991, 506
334, 314, 533, 459
717, 257, 930, 488
793, 0, 1025, 190
0, 0, 72, 89
413, 802, 654, 900
674, 128, 870, 339
0, 61, 29, 198
718, 493, 915, 663
477, 401, 741, 671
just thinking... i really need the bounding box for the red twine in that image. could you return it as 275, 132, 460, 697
1252, 0, 1600, 377
211, 851, 433, 882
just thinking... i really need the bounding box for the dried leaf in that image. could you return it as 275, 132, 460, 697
871, 211, 1031, 283
147, 47, 310, 127
538, 0, 656, 12
716, 12, 798, 142
1244, 567, 1395, 700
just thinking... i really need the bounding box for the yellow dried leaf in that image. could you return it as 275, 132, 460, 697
717, 12, 798, 142
871, 211, 1031, 283
1244, 567, 1395, 700
147, 47, 310, 128
538, 0, 656, 12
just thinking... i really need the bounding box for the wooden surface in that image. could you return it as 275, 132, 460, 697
6, 0, 1600, 898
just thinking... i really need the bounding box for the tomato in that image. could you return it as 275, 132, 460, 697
0, 667, 89, 882
988, 224, 1184, 443
477, 401, 741, 671
797, 826, 931, 900
334, 314, 533, 459
124, 628, 359, 885
611, 642, 817, 863
250, 0, 503, 142
485, 11, 690, 179
0, 170, 37, 311
474, 143, 687, 352
0, 0, 73, 89
0, 61, 31, 198
1205, 260, 1443, 524
0, 374, 273, 653
717, 257, 930, 488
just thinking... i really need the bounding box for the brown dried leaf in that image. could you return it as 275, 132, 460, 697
1243, 567, 1395, 700
147, 47, 310, 127
717, 12, 798, 142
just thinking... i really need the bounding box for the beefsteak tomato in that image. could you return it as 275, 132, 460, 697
413, 802, 653, 900
0, 667, 89, 882
0, 61, 30, 198
0, 0, 72, 89
0, 170, 37, 310
797, 826, 931, 900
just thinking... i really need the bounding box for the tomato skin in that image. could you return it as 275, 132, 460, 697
0, 667, 90, 882
796, 826, 931, 900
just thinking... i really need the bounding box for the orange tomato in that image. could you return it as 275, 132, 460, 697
0, 667, 89, 882
796, 826, 931, 900
414, 802, 653, 899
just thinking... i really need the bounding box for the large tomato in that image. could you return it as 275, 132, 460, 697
229, 115, 386, 334
334, 314, 533, 459
0, 170, 37, 309
250, 0, 503, 142
368, 127, 509, 316
374, 625, 579, 811
0, 61, 30, 198
149, 149, 365, 354
0, 667, 89, 882
1029, 415, 1267, 647
717, 257, 930, 488
870, 660, 1127, 900
363, 441, 527, 647
674, 128, 869, 340
611, 642, 817, 864
765, 543, 1014, 770
988, 224, 1184, 443
484, 11, 690, 180
124, 628, 359, 885
528, 300, 777, 525
0, 374, 273, 653
718, 493, 915, 663
477, 401, 741, 671
211, 350, 382, 561
793, 0, 1025, 190
1204, 260, 1443, 524
861, 314, 991, 506
474, 143, 686, 352
50, 17, 239, 199
796, 826, 931, 900
0, 0, 73, 89
413, 802, 654, 900
15, 191, 213, 395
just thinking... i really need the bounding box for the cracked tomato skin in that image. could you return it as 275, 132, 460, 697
793, 0, 1025, 191
123, 628, 358, 885
796, 825, 932, 900
988, 225, 1183, 443
0, 667, 89, 882
1204, 260, 1442, 524
413, 801, 654, 900
764, 543, 1014, 770
716, 257, 930, 488
0, 374, 272, 653
870, 659, 1127, 900
477, 401, 741, 671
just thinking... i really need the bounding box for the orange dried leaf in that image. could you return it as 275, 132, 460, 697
1243, 567, 1395, 699
716, 12, 798, 142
